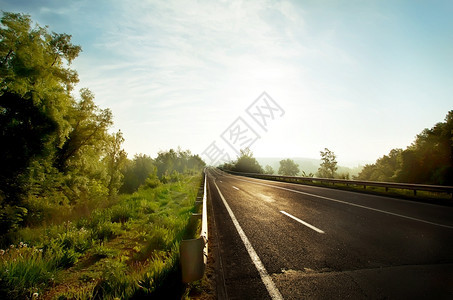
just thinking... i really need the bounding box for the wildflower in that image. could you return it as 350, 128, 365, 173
0, 249, 4, 255
19, 242, 24, 248
10, 245, 14, 249
23, 244, 28, 248
33, 292, 39, 298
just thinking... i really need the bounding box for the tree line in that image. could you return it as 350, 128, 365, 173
356, 111, 453, 185
221, 111, 453, 187
220, 148, 338, 178
120, 149, 205, 194
0, 12, 205, 238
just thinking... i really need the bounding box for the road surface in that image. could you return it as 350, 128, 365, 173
206, 168, 453, 299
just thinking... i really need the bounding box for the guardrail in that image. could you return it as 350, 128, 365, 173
220, 169, 453, 199
180, 169, 208, 283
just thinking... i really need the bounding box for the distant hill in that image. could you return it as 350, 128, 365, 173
256, 157, 363, 177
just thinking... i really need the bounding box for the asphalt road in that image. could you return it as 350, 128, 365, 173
206, 168, 453, 299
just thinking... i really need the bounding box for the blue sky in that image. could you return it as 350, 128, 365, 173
1, 0, 452, 166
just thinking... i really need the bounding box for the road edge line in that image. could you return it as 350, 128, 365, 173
212, 176, 284, 300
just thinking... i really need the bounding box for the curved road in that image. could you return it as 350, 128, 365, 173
206, 168, 453, 299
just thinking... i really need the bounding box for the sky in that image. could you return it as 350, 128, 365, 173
1, 0, 452, 167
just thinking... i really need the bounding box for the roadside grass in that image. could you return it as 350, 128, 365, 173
0, 173, 202, 299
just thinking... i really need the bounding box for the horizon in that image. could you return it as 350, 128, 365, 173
1, 0, 452, 166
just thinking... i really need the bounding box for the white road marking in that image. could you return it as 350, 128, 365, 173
232, 186, 240, 191
228, 175, 453, 230
280, 211, 325, 234
213, 179, 284, 300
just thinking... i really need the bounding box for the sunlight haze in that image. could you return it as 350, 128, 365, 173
2, 0, 452, 166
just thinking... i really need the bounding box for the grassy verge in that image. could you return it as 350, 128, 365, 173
0, 173, 202, 299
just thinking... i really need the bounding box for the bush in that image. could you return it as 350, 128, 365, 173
91, 222, 121, 241
160, 173, 171, 184
0, 206, 28, 236
57, 227, 92, 253
110, 205, 133, 224
170, 170, 181, 183
145, 175, 161, 189
93, 261, 134, 299
53, 248, 80, 269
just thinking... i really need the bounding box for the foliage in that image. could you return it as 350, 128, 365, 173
144, 167, 161, 189
225, 148, 264, 173
278, 159, 300, 176
0, 12, 207, 299
104, 131, 127, 198
0, 173, 202, 299
154, 148, 205, 178
264, 165, 275, 175
120, 154, 155, 193
0, 11, 80, 206
357, 110, 453, 185
317, 148, 338, 178
121, 149, 205, 193
0, 243, 57, 299
356, 149, 402, 182
0, 12, 127, 236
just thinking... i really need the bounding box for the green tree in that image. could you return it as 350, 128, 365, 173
120, 154, 155, 193
0, 92, 57, 202
317, 148, 337, 178
397, 111, 453, 185
104, 131, 127, 198
264, 165, 275, 175
56, 88, 113, 171
154, 148, 205, 178
357, 111, 453, 185
0, 12, 128, 234
232, 148, 263, 174
0, 12, 83, 232
50, 88, 117, 204
278, 159, 299, 176
187, 154, 205, 173
0, 12, 80, 146
356, 149, 402, 182
0, 12, 81, 203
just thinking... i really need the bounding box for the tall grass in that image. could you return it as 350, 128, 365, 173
0, 172, 202, 299
0, 243, 56, 299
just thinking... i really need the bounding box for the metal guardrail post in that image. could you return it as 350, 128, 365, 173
180, 171, 208, 283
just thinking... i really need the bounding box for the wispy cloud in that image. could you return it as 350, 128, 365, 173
2, 0, 452, 164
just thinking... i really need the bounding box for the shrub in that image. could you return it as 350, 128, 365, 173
57, 227, 92, 253
0, 206, 28, 236
170, 170, 181, 183
110, 205, 133, 224
91, 222, 121, 241
90, 244, 118, 259
93, 261, 134, 299
144, 175, 161, 189
160, 173, 171, 184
